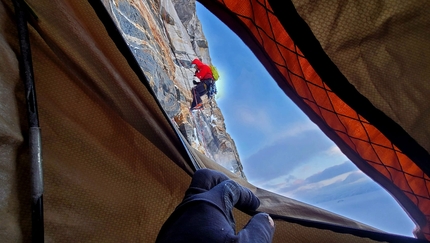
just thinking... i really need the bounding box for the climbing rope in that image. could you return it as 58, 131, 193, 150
209, 97, 215, 117
191, 85, 199, 109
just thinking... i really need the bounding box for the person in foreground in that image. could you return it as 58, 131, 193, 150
156, 168, 275, 243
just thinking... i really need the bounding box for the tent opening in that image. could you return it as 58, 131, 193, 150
195, 2, 416, 237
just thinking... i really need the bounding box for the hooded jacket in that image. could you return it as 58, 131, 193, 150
155, 169, 275, 243
192, 58, 213, 80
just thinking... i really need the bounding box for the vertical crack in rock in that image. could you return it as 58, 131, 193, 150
105, 0, 245, 179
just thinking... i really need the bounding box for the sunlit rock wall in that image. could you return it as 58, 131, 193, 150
101, 0, 245, 178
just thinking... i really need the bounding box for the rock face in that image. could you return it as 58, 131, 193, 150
102, 0, 245, 178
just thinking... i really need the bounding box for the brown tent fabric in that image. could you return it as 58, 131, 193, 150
2, 0, 192, 241
0, 0, 427, 242
198, 0, 430, 240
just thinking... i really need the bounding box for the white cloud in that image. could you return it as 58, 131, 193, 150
234, 106, 273, 132
266, 121, 319, 144
294, 172, 351, 191
277, 171, 356, 199
325, 145, 343, 156
254, 174, 296, 191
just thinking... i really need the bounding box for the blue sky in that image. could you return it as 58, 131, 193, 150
196, 3, 416, 237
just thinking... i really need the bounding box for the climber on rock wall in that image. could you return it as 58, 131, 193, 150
190, 58, 215, 110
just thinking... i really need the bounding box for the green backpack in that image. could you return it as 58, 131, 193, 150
210, 65, 220, 81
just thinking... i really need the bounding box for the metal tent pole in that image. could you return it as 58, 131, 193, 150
12, 0, 44, 242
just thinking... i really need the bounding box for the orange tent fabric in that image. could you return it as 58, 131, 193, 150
199, 0, 430, 239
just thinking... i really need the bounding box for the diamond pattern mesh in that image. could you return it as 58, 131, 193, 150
215, 0, 430, 239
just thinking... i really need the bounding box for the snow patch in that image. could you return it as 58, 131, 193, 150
193, 127, 200, 146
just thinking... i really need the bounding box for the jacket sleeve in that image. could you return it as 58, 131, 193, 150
195, 65, 213, 80
232, 181, 260, 211
236, 213, 275, 243
184, 169, 229, 197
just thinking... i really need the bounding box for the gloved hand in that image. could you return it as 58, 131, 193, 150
156, 169, 275, 243
193, 76, 200, 83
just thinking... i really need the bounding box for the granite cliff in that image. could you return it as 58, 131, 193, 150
101, 0, 245, 178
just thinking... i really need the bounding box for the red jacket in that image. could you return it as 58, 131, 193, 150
192, 58, 213, 80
